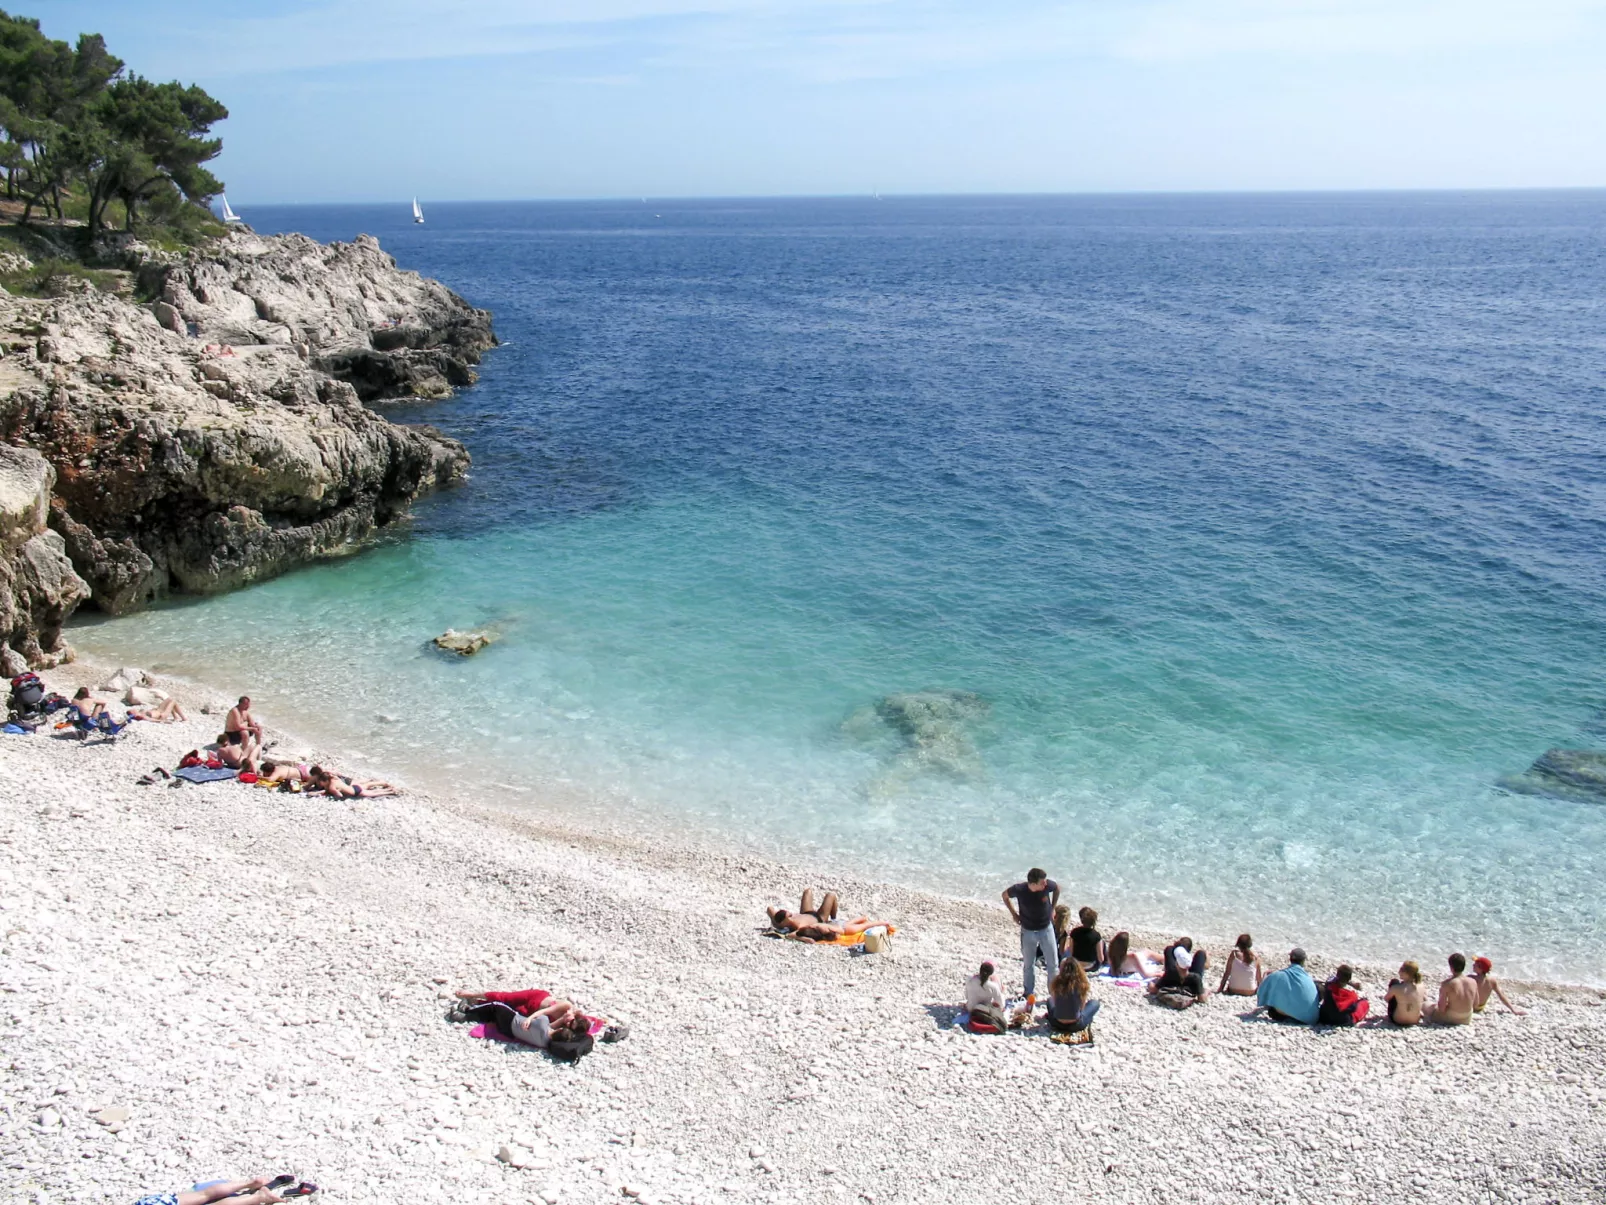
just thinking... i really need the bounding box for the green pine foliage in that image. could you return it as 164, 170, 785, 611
0, 9, 228, 246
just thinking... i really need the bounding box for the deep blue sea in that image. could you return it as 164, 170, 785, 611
75, 193, 1606, 981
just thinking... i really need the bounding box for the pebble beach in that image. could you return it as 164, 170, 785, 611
4, 658, 1606, 1205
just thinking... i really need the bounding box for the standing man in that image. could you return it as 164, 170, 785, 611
1002, 867, 1060, 999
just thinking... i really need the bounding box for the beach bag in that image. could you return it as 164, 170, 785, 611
862, 930, 892, 955
547, 1033, 594, 1062
967, 1004, 1008, 1034
1153, 988, 1196, 1011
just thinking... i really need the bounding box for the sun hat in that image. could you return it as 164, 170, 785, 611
1473, 956, 1493, 973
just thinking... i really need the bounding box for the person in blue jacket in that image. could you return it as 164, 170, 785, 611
1256, 947, 1320, 1024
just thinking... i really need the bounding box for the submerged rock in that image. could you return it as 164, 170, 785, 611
432, 628, 493, 656
843, 688, 991, 787
1499, 748, 1606, 804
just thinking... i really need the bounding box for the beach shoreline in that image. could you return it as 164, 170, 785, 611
3, 651, 1605, 1204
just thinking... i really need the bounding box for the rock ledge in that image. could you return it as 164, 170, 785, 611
0, 229, 496, 663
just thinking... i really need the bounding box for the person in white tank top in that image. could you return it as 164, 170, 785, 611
1217, 933, 1265, 996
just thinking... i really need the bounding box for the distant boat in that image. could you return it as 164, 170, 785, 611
219, 194, 242, 223
412, 198, 424, 224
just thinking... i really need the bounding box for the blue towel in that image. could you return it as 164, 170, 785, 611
2, 722, 32, 735
173, 766, 238, 784
1257, 964, 1320, 1023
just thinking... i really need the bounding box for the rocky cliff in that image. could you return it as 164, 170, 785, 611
0, 229, 495, 667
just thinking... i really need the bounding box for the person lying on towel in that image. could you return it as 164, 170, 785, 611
453, 988, 588, 1049
766, 888, 890, 941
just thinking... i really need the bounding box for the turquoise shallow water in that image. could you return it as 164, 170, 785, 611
74, 193, 1606, 982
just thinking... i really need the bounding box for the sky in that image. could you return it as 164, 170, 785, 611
31, 0, 1606, 202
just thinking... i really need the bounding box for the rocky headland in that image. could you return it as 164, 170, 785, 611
0, 229, 494, 672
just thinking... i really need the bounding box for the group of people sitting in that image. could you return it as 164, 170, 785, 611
980, 869, 1526, 1039
983, 916, 1525, 1037
200, 696, 398, 797
1254, 946, 1524, 1027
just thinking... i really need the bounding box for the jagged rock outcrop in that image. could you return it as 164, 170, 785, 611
0, 229, 495, 665
0, 444, 90, 670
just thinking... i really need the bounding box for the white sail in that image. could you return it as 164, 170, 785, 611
412, 197, 424, 224
219, 194, 241, 223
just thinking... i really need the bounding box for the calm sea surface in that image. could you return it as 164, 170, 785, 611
75, 193, 1606, 981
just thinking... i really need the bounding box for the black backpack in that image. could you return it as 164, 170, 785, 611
9, 673, 44, 716
547, 1033, 594, 1062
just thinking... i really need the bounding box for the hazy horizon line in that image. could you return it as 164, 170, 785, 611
229, 184, 1606, 209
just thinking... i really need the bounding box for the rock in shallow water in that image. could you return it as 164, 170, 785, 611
433, 628, 493, 656
1499, 748, 1606, 803
842, 688, 991, 787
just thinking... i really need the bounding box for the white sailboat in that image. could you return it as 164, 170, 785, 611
219, 194, 242, 223
412, 197, 424, 225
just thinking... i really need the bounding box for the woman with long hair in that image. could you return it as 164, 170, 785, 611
1052, 903, 1073, 958
1047, 957, 1101, 1034
964, 959, 1005, 1013
1216, 933, 1264, 996
1106, 931, 1163, 980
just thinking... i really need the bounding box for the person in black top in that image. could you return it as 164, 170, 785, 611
1002, 868, 1060, 999
1067, 905, 1106, 969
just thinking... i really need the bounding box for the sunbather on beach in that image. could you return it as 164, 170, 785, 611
1471, 957, 1526, 1016
226, 695, 264, 742
133, 1175, 294, 1205
1425, 952, 1478, 1025
64, 688, 130, 736
454, 986, 628, 1045
965, 960, 1006, 1013
67, 687, 109, 724
216, 731, 257, 773
129, 696, 186, 723
767, 889, 887, 940
1386, 961, 1424, 1026
1318, 964, 1369, 1026
454, 987, 585, 1047
1216, 933, 1265, 996
1047, 957, 1101, 1034
1065, 906, 1107, 970
1105, 932, 1163, 980
258, 759, 310, 785
308, 765, 397, 798
1152, 937, 1208, 998
1256, 948, 1320, 1023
